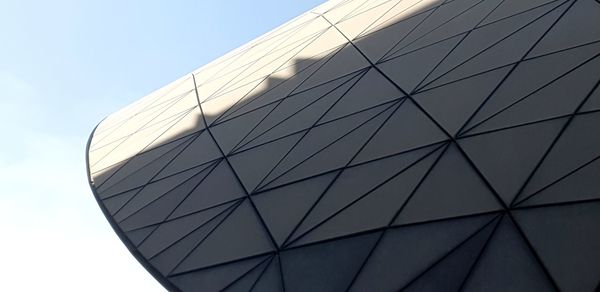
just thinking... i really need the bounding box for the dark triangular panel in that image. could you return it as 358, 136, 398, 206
250, 255, 283, 292
394, 143, 502, 225
519, 157, 600, 207
479, 0, 557, 26
518, 112, 600, 203
148, 202, 238, 275
228, 131, 304, 192
458, 117, 567, 205
513, 201, 600, 292
353, 99, 448, 164
420, 0, 563, 90
469, 52, 600, 133
125, 225, 157, 247
102, 188, 139, 216
235, 71, 363, 151
117, 162, 217, 231
138, 200, 237, 258
280, 232, 380, 292
320, 68, 404, 122
252, 172, 338, 247
377, 34, 464, 92
401, 214, 499, 292
580, 85, 600, 113
424, 1, 570, 87
413, 66, 510, 135
259, 102, 396, 189
169, 160, 246, 218
169, 255, 270, 292
463, 42, 600, 133
350, 214, 498, 292
461, 215, 555, 292
222, 256, 272, 292
289, 145, 441, 246
264, 101, 397, 189
529, 0, 600, 57
112, 164, 212, 222
172, 200, 275, 274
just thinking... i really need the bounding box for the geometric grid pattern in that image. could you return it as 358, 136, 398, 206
85, 0, 600, 291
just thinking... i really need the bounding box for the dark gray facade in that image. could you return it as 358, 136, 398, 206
86, 0, 600, 291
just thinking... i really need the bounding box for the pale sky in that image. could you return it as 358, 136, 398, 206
0, 1, 324, 290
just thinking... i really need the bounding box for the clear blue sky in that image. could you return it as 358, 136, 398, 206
0, 0, 324, 290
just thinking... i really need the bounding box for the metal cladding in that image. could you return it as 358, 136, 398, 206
86, 0, 600, 291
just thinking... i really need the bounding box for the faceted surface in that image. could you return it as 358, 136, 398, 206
86, 0, 600, 291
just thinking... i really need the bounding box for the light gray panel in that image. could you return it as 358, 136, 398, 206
237, 71, 362, 151
394, 0, 504, 56
97, 134, 196, 197
292, 43, 370, 93
210, 102, 277, 154
354, 9, 431, 63
385, 0, 485, 59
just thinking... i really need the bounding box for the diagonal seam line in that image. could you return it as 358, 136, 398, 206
190, 74, 281, 253
461, 53, 600, 135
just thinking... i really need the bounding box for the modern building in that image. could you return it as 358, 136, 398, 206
86, 0, 600, 291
